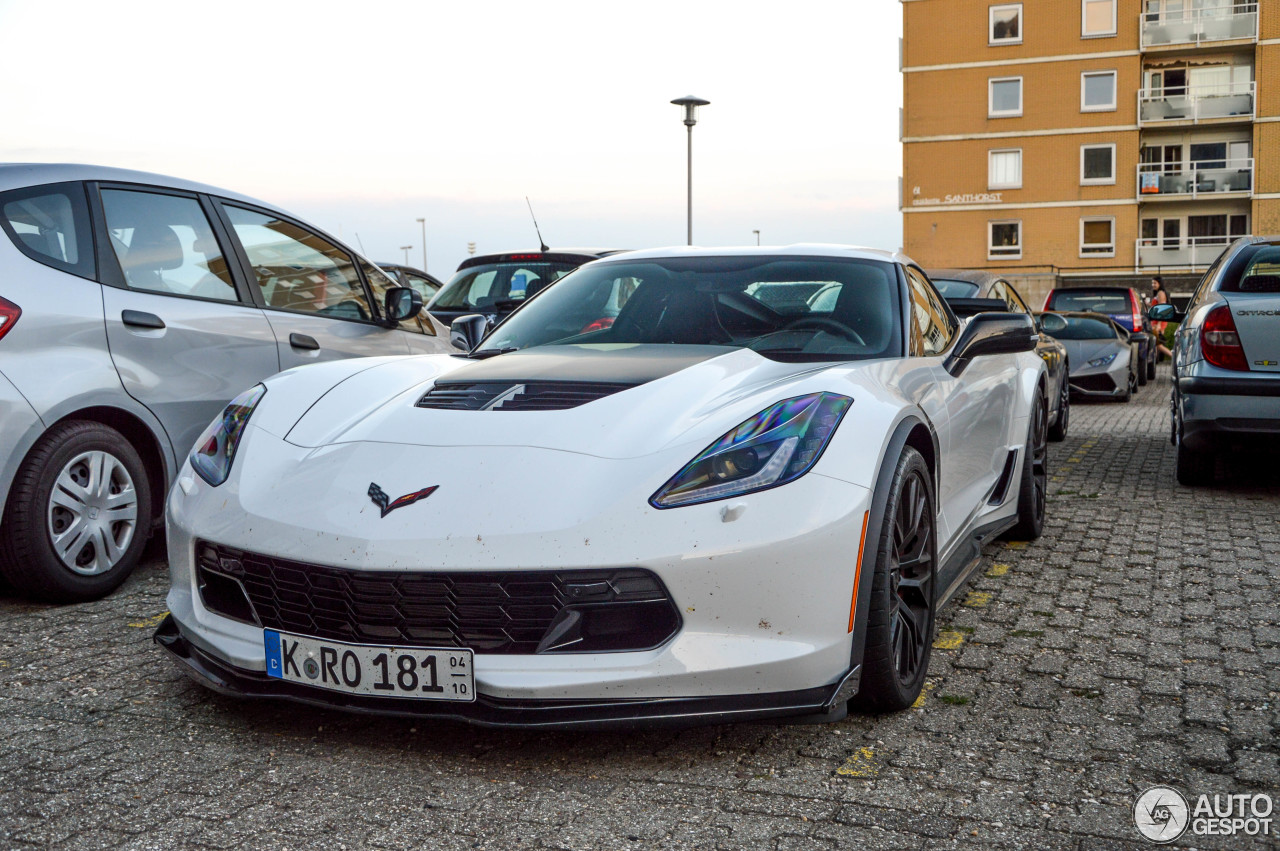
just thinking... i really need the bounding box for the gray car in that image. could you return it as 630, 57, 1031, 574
1039, 312, 1143, 402
0, 164, 451, 602
1149, 236, 1280, 485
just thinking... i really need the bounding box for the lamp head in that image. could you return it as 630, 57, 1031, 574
671, 95, 710, 127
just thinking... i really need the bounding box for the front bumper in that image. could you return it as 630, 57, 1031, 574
155, 615, 858, 729
1068, 362, 1130, 397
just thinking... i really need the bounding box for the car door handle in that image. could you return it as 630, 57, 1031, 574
289, 333, 320, 351
121, 310, 165, 330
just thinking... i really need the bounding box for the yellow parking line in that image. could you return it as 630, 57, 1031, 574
912, 681, 937, 709
835, 747, 879, 778
127, 612, 169, 628
987, 563, 1010, 577
934, 630, 965, 650
962, 592, 992, 608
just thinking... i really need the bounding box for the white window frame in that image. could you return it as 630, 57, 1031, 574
988, 148, 1023, 189
989, 3, 1023, 45
1081, 0, 1117, 37
1079, 216, 1116, 258
1080, 70, 1118, 112
1080, 143, 1117, 185
988, 220, 1023, 260
988, 76, 1024, 118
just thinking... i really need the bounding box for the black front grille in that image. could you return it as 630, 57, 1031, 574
1071, 373, 1117, 393
417, 381, 633, 411
195, 542, 678, 654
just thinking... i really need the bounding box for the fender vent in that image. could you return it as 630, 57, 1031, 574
988, 448, 1019, 506
417, 381, 634, 411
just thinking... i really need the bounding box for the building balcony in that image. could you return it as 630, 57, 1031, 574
1136, 235, 1245, 270
1141, 4, 1258, 49
1138, 81, 1255, 125
1137, 159, 1253, 200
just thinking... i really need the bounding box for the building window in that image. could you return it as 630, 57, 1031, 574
1081, 144, 1116, 184
1080, 217, 1116, 257
989, 77, 1023, 117
990, 4, 1022, 44
1082, 0, 1116, 36
1081, 71, 1117, 111
989, 220, 1022, 259
989, 149, 1022, 189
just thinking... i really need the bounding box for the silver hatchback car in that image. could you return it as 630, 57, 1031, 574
1149, 236, 1280, 485
0, 164, 451, 601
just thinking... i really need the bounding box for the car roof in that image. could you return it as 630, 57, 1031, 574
456, 249, 626, 271
924, 268, 1004, 286
593, 244, 913, 266
0, 163, 272, 209
1048, 285, 1136, 294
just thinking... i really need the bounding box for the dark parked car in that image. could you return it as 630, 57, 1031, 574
427, 249, 624, 328
928, 269, 1071, 440
1039, 311, 1143, 402
1042, 286, 1157, 384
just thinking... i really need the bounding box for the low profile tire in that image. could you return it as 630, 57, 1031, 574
1047, 376, 1069, 442
854, 447, 936, 714
1006, 391, 1047, 541
1176, 441, 1215, 487
1147, 357, 1157, 382
0, 421, 152, 603
1138, 353, 1149, 386
1117, 372, 1134, 403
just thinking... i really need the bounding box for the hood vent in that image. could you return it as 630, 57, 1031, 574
417, 381, 635, 411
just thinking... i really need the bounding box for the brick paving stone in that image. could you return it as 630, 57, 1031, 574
2, 367, 1279, 849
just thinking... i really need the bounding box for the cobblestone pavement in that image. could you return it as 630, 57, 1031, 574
2, 367, 1279, 850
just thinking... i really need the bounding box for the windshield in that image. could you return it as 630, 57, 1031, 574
931, 278, 981, 298
1049, 290, 1130, 314
475, 256, 903, 363
1040, 314, 1117, 340
432, 261, 581, 311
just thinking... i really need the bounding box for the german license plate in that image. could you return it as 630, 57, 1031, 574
263, 630, 475, 702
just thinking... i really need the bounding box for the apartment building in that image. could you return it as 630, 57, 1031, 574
901, 0, 1275, 298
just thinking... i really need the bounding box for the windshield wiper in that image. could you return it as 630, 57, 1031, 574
467, 347, 519, 359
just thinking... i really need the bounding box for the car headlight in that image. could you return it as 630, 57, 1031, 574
190, 385, 267, 486
650, 392, 851, 509
1088, 353, 1118, 368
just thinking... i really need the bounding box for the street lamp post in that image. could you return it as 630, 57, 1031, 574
400, 245, 412, 265
415, 218, 427, 273
671, 95, 710, 246
753, 229, 760, 246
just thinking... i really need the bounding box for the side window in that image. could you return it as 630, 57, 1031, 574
1188, 250, 1227, 309
0, 182, 95, 279
360, 260, 435, 336
100, 189, 239, 302
224, 206, 372, 321
906, 267, 956, 356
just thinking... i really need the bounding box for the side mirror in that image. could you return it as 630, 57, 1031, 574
1147, 303, 1182, 323
943, 296, 1008, 319
383, 286, 423, 324
944, 313, 1037, 376
450, 314, 488, 351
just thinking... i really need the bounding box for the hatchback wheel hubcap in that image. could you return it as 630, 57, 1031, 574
47, 451, 138, 575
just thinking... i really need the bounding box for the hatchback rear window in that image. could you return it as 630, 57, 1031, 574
1048, 291, 1129, 314
1222, 245, 1280, 293
433, 261, 580, 311
0, 181, 95, 279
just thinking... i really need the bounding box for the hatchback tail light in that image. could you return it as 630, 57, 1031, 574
0, 297, 20, 342
1129, 289, 1143, 333
1041, 289, 1055, 311
1201, 304, 1249, 371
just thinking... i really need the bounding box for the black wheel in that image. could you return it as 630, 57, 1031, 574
1117, 371, 1134, 403
1006, 390, 1047, 541
0, 421, 152, 602
1176, 439, 1215, 487
1147, 357, 1157, 381
1138, 351, 1149, 386
1047, 374, 1069, 442
854, 447, 936, 713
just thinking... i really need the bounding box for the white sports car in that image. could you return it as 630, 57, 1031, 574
156, 245, 1048, 727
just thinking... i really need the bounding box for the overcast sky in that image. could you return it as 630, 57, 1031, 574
0, 0, 903, 278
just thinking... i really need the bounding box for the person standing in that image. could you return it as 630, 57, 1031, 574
1150, 276, 1173, 361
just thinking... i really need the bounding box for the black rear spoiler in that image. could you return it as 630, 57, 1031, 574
944, 297, 1009, 318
